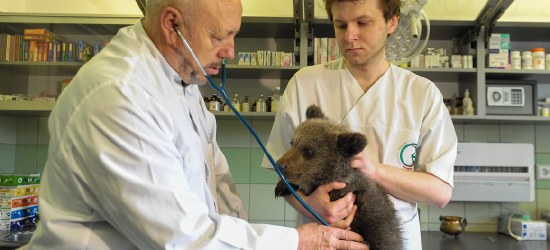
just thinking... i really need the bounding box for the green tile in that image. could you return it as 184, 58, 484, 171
14, 144, 38, 174
250, 149, 278, 184
16, 117, 38, 144
37, 116, 50, 144
249, 120, 275, 149
536, 153, 550, 189
0, 144, 15, 173
221, 147, 251, 184
535, 125, 550, 153
499, 125, 535, 144
235, 184, 250, 215
0, 116, 16, 144
464, 124, 499, 142
217, 120, 251, 148
453, 124, 464, 142
35, 144, 49, 174
248, 184, 285, 221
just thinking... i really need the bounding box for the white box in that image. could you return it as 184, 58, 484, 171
498, 217, 547, 240
488, 53, 509, 68
489, 33, 511, 50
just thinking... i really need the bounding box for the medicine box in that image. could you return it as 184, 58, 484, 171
489, 33, 510, 50
499, 217, 547, 240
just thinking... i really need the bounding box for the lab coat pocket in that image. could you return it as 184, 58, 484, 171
361, 124, 420, 171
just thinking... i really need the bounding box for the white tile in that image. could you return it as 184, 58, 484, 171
464, 202, 500, 224
428, 201, 465, 224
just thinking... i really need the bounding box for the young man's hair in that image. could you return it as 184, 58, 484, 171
322, 0, 401, 22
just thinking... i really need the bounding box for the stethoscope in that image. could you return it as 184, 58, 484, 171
173, 25, 329, 226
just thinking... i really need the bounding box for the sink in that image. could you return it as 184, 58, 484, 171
1, 230, 34, 243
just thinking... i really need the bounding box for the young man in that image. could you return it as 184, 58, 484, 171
23, 0, 369, 249
264, 0, 458, 249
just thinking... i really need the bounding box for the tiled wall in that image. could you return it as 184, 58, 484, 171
2, 114, 550, 232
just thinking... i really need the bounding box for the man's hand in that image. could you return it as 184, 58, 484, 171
298, 182, 356, 224
297, 223, 369, 250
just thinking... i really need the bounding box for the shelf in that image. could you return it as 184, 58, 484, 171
485, 68, 550, 75
0, 61, 83, 76
0, 100, 55, 112
451, 114, 550, 124
409, 67, 477, 73
0, 13, 140, 35
211, 111, 276, 120
312, 19, 476, 40
212, 65, 301, 79
493, 22, 550, 42
238, 17, 296, 38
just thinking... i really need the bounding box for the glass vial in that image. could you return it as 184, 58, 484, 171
271, 86, 281, 112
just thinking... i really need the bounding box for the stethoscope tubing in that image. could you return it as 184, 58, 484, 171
174, 27, 328, 226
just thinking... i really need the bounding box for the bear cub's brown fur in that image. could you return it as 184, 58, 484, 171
275, 105, 404, 250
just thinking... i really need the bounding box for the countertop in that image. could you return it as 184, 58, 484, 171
0, 230, 548, 249
422, 231, 549, 250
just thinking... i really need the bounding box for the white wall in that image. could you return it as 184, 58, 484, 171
0, 0, 294, 17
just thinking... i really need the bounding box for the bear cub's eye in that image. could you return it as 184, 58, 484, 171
302, 147, 314, 159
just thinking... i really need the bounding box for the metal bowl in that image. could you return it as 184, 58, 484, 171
1, 230, 34, 243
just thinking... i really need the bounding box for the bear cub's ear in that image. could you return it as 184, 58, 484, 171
337, 132, 367, 157
306, 105, 327, 120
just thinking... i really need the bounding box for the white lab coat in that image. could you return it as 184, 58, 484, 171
263, 58, 457, 250
23, 21, 298, 249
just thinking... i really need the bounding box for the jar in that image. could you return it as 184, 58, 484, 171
531, 48, 545, 70
522, 51, 532, 69
511, 51, 521, 69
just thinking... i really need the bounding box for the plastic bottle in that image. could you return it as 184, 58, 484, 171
522, 51, 532, 70
231, 94, 241, 111
511, 51, 521, 69
241, 96, 250, 112
271, 86, 282, 112
256, 94, 266, 112
531, 48, 545, 70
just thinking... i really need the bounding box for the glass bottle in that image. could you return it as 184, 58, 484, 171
209, 94, 222, 111
271, 86, 281, 112
203, 96, 211, 110
256, 94, 266, 112
231, 94, 241, 112
241, 95, 250, 112
266, 96, 272, 112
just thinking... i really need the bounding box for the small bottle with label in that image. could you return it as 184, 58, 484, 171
522, 51, 533, 70
231, 94, 241, 111
203, 96, 211, 110
241, 96, 250, 112
511, 51, 521, 69
271, 86, 282, 112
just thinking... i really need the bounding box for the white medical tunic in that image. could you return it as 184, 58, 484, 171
263, 58, 457, 247
24, 21, 298, 249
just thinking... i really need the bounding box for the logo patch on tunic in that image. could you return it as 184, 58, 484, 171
398, 143, 417, 170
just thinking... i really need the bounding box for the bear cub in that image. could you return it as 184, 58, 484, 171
274, 105, 404, 250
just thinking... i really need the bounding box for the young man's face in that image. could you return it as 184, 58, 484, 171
331, 0, 398, 67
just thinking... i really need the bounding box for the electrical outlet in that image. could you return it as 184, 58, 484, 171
537, 165, 550, 180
